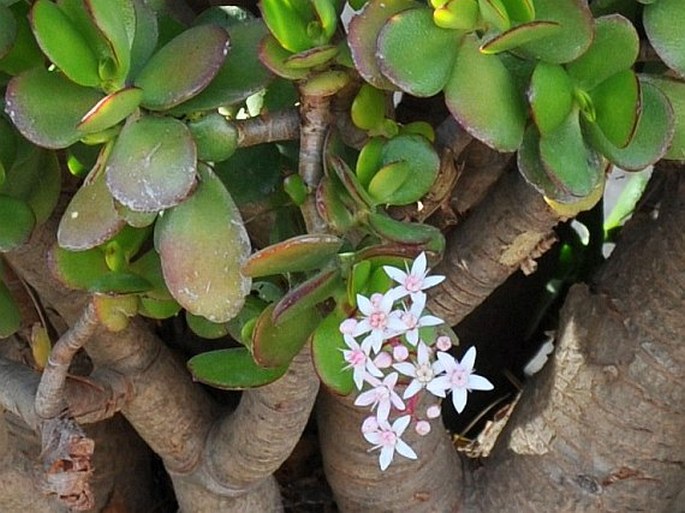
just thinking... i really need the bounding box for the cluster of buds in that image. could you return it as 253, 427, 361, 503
340, 253, 494, 470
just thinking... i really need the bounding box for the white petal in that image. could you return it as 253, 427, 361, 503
366, 360, 384, 378
393, 362, 417, 378
357, 294, 374, 315
353, 367, 365, 390
406, 329, 419, 346
354, 389, 377, 407
410, 293, 427, 314
403, 379, 422, 399
354, 319, 372, 337
379, 445, 394, 471
390, 392, 405, 412
411, 252, 427, 277
395, 439, 417, 460
436, 350, 457, 372
468, 374, 494, 391
377, 400, 390, 422
419, 315, 444, 327
417, 341, 430, 364
379, 291, 395, 312
364, 431, 382, 445
392, 415, 411, 435
460, 346, 477, 372
421, 274, 445, 289
451, 388, 468, 413
383, 265, 407, 284
427, 376, 449, 396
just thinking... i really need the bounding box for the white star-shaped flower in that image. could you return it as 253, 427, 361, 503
429, 347, 494, 413
354, 292, 405, 354
354, 372, 405, 422
393, 342, 446, 399
363, 415, 417, 471
341, 334, 383, 390
383, 252, 445, 302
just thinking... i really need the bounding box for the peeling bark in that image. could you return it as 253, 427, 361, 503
471, 166, 685, 513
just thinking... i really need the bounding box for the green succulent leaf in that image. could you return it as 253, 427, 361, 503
49, 245, 110, 290
367, 211, 445, 253
186, 311, 230, 339
539, 107, 606, 198
174, 20, 272, 114
517, 125, 561, 200
243, 233, 343, 277
590, 69, 640, 149
351, 84, 386, 131
312, 308, 354, 395
58, 168, 125, 250
444, 34, 526, 152
155, 164, 252, 323
355, 137, 385, 188
88, 271, 151, 294
0, 2, 43, 75
377, 7, 461, 97
138, 296, 181, 319
128, 0, 158, 79
644, 0, 685, 77
641, 75, 685, 160
0, 194, 34, 251
105, 116, 197, 212
188, 347, 287, 390
77, 86, 143, 134
586, 81, 674, 171
272, 268, 343, 324
258, 33, 308, 80
128, 249, 173, 301
30, 0, 101, 87
252, 301, 320, 368
260, 0, 318, 53
5, 68, 103, 149
135, 24, 230, 110
284, 44, 338, 69
86, 0, 135, 85
347, 0, 418, 90
528, 62, 574, 135
478, 0, 510, 31
367, 161, 411, 205
500, 0, 535, 22
187, 113, 238, 163
515, 0, 594, 64
433, 0, 479, 31
0, 279, 21, 337
315, 177, 356, 234
566, 14, 639, 91
0, 4, 16, 60
480, 21, 561, 55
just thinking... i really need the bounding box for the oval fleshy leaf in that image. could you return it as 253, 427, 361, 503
444, 34, 526, 152
528, 62, 574, 135
105, 116, 197, 212
128, 0, 158, 79
315, 177, 356, 235
641, 75, 685, 160
155, 165, 251, 323
173, 20, 272, 114
347, 0, 418, 90
252, 302, 320, 368
539, 108, 606, 198
590, 69, 640, 149
89, 271, 151, 294
186, 311, 229, 339
272, 268, 343, 324
188, 347, 287, 390
311, 308, 354, 395
5, 68, 103, 149
30, 0, 100, 87
367, 212, 445, 253
500, 0, 535, 22
0, 194, 34, 251
0, 279, 21, 337
515, 0, 593, 64
78, 86, 143, 134
86, 0, 135, 85
586, 81, 674, 171
478, 0, 510, 31
243, 233, 343, 277
367, 161, 411, 205
285, 44, 338, 69
0, 4, 16, 60
433, 0, 479, 31
377, 7, 461, 97
517, 124, 561, 200
49, 245, 109, 290
0, 2, 43, 76
58, 169, 125, 250
260, 0, 316, 53
128, 249, 173, 300
644, 0, 685, 77
258, 33, 308, 80
480, 21, 561, 55
566, 15, 639, 92
135, 24, 230, 110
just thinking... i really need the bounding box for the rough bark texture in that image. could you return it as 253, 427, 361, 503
470, 167, 685, 513
317, 391, 462, 512
429, 169, 562, 326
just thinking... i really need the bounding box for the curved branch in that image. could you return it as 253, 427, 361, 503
235, 109, 300, 148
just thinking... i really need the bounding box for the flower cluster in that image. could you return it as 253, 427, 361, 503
340, 253, 494, 471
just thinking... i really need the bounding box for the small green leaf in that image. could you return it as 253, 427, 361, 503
284, 44, 338, 69
105, 116, 197, 212
128, 249, 172, 300
367, 161, 411, 205
0, 279, 21, 337
135, 24, 230, 110
89, 271, 151, 294
49, 245, 109, 290
5, 68, 102, 149
500, 0, 535, 22
188, 347, 287, 390
312, 308, 354, 395
128, 0, 158, 79
347, 0, 418, 90
644, 0, 685, 77
355, 137, 385, 188
566, 14, 639, 91
351, 84, 386, 131
252, 301, 320, 368
187, 112, 238, 163
0, 4, 17, 60
138, 296, 181, 319
367, 211, 445, 253
155, 164, 252, 323
86, 0, 135, 85
186, 311, 230, 339
433, 0, 479, 31
58, 168, 125, 250
272, 268, 343, 324
299, 70, 350, 97
586, 81, 674, 171
480, 21, 561, 55
528, 62, 574, 135
444, 34, 526, 151
590, 69, 640, 149
516, 0, 594, 64
0, 2, 43, 75
539, 108, 606, 198
315, 177, 356, 234
0, 194, 34, 251
641, 75, 685, 160
478, 0, 510, 31
258, 34, 308, 81
260, 0, 317, 53
377, 7, 461, 97
77, 87, 143, 134
30, 0, 100, 86
243, 234, 344, 277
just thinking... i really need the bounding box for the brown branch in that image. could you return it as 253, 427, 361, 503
235, 109, 300, 148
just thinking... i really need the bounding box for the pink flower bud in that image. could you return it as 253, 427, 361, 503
426, 405, 441, 419
339, 318, 358, 335
361, 416, 379, 433
373, 351, 393, 369
415, 420, 431, 436
436, 335, 452, 351
393, 344, 409, 361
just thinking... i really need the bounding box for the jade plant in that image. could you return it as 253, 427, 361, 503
0, 0, 684, 511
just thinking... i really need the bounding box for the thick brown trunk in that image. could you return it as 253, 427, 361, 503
471, 166, 685, 513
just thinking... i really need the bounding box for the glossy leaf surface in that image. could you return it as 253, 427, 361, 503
77, 86, 142, 134
0, 194, 34, 251
86, 0, 135, 84
590, 69, 640, 149
105, 116, 196, 212
49, 245, 109, 290
444, 34, 526, 152
0, 4, 16, 60
480, 21, 560, 54
312, 308, 354, 395
188, 347, 287, 390
243, 234, 343, 277
644, 0, 685, 77
641, 76, 685, 160
528, 62, 574, 135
